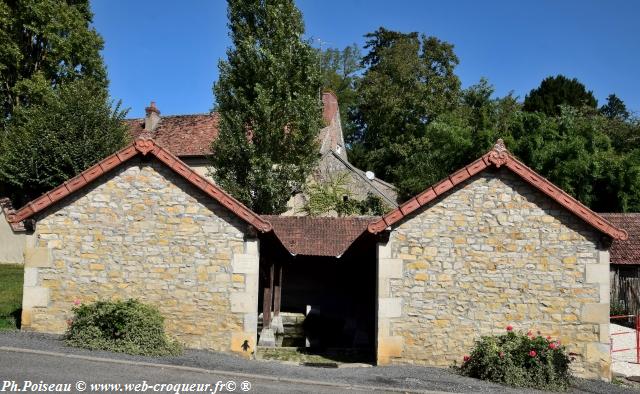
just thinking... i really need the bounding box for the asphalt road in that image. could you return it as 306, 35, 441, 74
0, 331, 637, 394
0, 350, 395, 394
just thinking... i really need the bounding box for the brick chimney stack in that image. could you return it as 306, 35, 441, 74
144, 101, 161, 132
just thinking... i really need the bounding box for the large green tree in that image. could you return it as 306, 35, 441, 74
317, 44, 361, 140
0, 0, 106, 127
0, 79, 129, 204
348, 27, 461, 197
211, 0, 322, 214
523, 75, 597, 116
0, 0, 128, 204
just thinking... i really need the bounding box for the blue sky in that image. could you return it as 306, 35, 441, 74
91, 0, 640, 118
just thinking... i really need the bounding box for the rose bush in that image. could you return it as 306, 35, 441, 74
455, 326, 572, 391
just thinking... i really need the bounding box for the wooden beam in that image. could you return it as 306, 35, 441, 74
262, 261, 274, 327
273, 262, 283, 317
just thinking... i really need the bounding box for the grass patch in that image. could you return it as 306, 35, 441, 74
0, 264, 23, 330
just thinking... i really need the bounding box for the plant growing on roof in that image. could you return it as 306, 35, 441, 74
211, 0, 323, 214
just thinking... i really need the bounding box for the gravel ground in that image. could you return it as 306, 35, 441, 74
611, 322, 640, 378
0, 330, 637, 393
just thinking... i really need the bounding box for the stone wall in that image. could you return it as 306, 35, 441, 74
21, 158, 260, 356
0, 207, 25, 264
377, 168, 610, 380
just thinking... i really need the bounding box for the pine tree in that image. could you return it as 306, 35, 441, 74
212, 0, 322, 214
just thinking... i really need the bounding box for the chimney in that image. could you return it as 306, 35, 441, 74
144, 101, 161, 132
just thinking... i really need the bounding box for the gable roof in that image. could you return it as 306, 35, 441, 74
126, 113, 219, 157
262, 215, 371, 257
6, 139, 272, 233
368, 139, 628, 241
601, 213, 640, 264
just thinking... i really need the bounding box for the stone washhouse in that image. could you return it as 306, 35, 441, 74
2, 96, 628, 381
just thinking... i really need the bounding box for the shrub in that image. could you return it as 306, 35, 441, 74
66, 299, 182, 356
455, 326, 572, 391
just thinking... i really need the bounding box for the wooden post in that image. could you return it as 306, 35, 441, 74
262, 262, 274, 328
273, 262, 283, 317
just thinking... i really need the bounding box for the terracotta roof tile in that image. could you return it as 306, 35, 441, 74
262, 215, 373, 257
601, 213, 640, 264
6, 139, 271, 233
126, 114, 219, 157
368, 139, 628, 241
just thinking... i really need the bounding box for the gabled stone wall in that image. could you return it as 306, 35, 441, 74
377, 168, 610, 380
22, 159, 259, 355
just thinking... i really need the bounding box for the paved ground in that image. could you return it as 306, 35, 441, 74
0, 331, 637, 394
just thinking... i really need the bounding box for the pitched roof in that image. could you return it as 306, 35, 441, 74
126, 113, 219, 157
368, 139, 628, 241
126, 92, 340, 158
601, 213, 640, 264
6, 139, 272, 233
262, 215, 372, 257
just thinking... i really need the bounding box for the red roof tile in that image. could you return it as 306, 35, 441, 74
601, 213, 640, 264
368, 139, 628, 241
127, 114, 219, 157
6, 139, 272, 233
127, 93, 339, 158
262, 215, 372, 257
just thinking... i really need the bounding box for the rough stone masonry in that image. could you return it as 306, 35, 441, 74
376, 168, 610, 380
21, 159, 260, 355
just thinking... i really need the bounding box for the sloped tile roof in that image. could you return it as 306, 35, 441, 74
262, 215, 372, 257
601, 213, 640, 264
126, 114, 219, 157
6, 139, 272, 233
368, 139, 628, 241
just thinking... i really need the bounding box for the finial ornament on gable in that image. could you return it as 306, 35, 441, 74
134, 138, 155, 155
488, 138, 509, 167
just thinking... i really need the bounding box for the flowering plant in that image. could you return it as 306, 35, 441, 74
455, 326, 572, 390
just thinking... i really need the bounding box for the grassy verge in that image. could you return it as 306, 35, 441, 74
0, 264, 23, 330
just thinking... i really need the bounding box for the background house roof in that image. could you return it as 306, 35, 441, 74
262, 215, 372, 257
126, 113, 219, 157
601, 213, 640, 264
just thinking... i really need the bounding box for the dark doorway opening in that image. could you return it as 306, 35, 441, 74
257, 231, 377, 363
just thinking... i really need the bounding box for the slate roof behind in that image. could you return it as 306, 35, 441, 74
126, 113, 219, 157
262, 215, 373, 257
601, 213, 640, 264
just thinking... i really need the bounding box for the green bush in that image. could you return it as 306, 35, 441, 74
455, 326, 572, 391
65, 299, 182, 356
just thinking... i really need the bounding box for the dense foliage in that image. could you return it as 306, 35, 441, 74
457, 327, 572, 391
0, 79, 129, 205
0, 0, 128, 205
302, 172, 389, 216
314, 26, 640, 211
523, 75, 597, 116
211, 0, 323, 214
66, 299, 182, 356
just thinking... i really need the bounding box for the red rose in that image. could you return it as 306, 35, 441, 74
527, 331, 533, 337
506, 325, 513, 331
549, 342, 557, 350
463, 355, 471, 362
546, 336, 551, 340
529, 350, 537, 357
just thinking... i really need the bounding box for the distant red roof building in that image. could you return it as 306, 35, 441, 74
601, 213, 640, 264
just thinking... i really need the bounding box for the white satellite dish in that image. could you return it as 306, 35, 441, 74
365, 171, 375, 180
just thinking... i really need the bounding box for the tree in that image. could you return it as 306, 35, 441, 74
348, 27, 461, 195
600, 94, 630, 120
317, 44, 361, 140
0, 0, 127, 204
0, 0, 106, 127
523, 75, 597, 116
211, 0, 323, 214
0, 79, 129, 205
